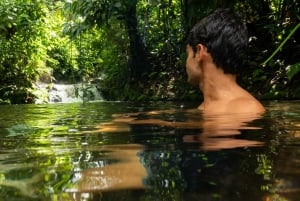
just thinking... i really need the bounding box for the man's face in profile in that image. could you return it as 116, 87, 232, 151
185, 45, 201, 87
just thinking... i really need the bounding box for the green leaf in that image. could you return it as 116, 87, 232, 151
286, 63, 300, 80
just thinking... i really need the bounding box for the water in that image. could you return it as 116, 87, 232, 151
0, 101, 299, 201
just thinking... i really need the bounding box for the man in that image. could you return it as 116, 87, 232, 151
186, 8, 265, 114
93, 8, 265, 149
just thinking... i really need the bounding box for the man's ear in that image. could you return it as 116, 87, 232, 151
195, 44, 207, 61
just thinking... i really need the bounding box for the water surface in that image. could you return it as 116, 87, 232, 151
0, 101, 299, 201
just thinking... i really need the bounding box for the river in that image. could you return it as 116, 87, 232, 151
0, 100, 299, 201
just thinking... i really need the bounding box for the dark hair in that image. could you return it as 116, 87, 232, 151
186, 8, 248, 74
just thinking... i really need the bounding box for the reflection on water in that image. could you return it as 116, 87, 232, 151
0, 101, 299, 200
67, 144, 147, 193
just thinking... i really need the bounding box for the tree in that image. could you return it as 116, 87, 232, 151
0, 0, 49, 103
65, 0, 148, 83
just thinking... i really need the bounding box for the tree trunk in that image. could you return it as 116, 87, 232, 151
124, 1, 148, 83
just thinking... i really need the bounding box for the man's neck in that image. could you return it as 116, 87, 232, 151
200, 64, 238, 103
196, 60, 265, 114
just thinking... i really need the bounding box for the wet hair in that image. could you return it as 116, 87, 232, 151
186, 8, 248, 74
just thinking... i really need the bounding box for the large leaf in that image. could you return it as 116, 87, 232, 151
286, 63, 300, 80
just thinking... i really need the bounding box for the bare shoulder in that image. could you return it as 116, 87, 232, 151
228, 97, 265, 114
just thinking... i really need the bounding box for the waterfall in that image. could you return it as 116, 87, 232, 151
35, 83, 103, 103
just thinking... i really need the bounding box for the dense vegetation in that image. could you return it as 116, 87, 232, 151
0, 0, 299, 104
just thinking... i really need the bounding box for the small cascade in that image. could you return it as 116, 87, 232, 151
36, 83, 103, 103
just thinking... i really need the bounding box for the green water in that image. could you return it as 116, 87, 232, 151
0, 101, 299, 201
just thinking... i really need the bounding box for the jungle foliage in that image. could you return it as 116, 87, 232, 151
0, 0, 299, 103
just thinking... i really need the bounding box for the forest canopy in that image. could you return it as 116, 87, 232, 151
0, 0, 299, 104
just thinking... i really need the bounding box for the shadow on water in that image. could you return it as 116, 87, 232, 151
0, 101, 299, 201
